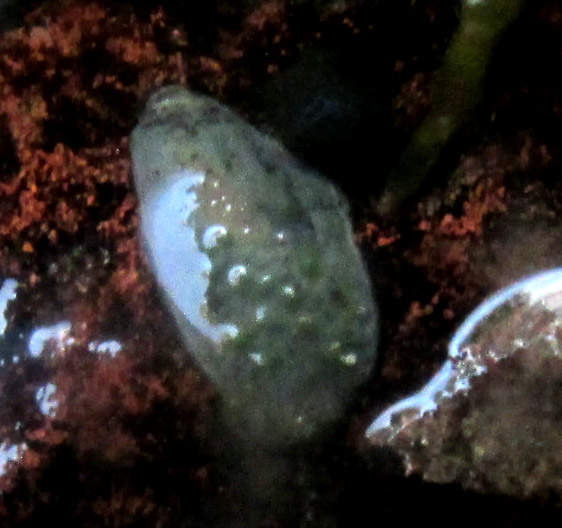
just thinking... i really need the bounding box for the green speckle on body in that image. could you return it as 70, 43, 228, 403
131, 85, 378, 447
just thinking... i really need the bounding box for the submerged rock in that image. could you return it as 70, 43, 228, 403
367, 268, 562, 500
131, 85, 378, 448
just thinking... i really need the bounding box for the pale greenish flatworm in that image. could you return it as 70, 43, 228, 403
130, 85, 378, 447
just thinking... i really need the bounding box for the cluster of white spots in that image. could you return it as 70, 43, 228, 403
202, 224, 228, 249
356, 305, 368, 315
275, 232, 285, 242
213, 194, 234, 216
249, 352, 264, 365
227, 265, 247, 286
88, 339, 122, 358
0, 276, 123, 363
544, 333, 562, 356
260, 274, 272, 284
28, 321, 73, 358
2, 355, 23, 367
0, 441, 27, 477
243, 227, 251, 235
35, 382, 58, 417
255, 306, 266, 322
0, 279, 18, 336
453, 374, 472, 392
282, 285, 295, 297
217, 324, 239, 342
451, 344, 488, 392
340, 353, 357, 366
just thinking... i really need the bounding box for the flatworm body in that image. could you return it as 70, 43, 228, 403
131, 85, 377, 446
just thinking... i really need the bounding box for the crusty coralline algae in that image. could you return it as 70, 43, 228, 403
131, 85, 378, 447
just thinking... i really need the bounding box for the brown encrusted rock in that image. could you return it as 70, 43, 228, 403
367, 269, 562, 501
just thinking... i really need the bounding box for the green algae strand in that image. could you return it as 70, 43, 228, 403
378, 0, 525, 214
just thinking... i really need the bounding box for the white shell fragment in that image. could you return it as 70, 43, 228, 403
367, 268, 562, 439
